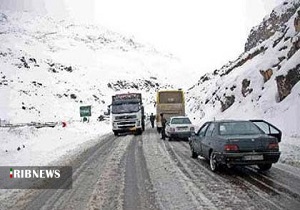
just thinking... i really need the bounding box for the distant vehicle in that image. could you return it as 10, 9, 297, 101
165, 116, 194, 141
189, 120, 281, 172
110, 93, 145, 136
156, 90, 185, 132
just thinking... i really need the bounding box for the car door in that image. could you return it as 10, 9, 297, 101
250, 120, 282, 142
201, 122, 216, 159
193, 122, 210, 155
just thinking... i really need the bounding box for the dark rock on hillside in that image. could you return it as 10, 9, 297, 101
245, 1, 300, 52
230, 85, 237, 91
107, 79, 167, 92
47, 62, 74, 73
220, 95, 235, 112
287, 37, 300, 59
70, 94, 77, 99
241, 79, 253, 97
20, 57, 30, 68
294, 10, 300, 32
93, 95, 99, 101
260, 69, 273, 82
276, 64, 300, 101
220, 47, 267, 76
273, 28, 289, 47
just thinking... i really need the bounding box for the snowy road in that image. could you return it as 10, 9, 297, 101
5, 127, 300, 210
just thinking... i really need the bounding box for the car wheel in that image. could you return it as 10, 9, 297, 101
258, 163, 272, 171
209, 152, 218, 172
191, 148, 198, 159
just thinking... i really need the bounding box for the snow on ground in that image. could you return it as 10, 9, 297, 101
0, 119, 111, 209
0, 120, 111, 166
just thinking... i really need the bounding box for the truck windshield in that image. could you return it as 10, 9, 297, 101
111, 103, 140, 114
219, 122, 264, 135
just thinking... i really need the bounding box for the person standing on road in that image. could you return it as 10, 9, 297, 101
150, 113, 155, 128
160, 113, 167, 140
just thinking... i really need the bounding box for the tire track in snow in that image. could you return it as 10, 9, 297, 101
123, 134, 159, 210
143, 128, 216, 210
86, 135, 132, 210
14, 134, 121, 210
164, 140, 269, 210
172, 141, 300, 210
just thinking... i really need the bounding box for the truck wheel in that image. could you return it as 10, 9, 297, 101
135, 129, 142, 135
209, 152, 218, 172
258, 163, 272, 171
113, 131, 118, 136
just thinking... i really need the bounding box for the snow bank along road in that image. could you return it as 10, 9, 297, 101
5, 126, 300, 210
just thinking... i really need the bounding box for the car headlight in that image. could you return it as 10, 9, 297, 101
190, 127, 195, 132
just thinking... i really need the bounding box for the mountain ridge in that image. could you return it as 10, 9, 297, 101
187, 0, 300, 137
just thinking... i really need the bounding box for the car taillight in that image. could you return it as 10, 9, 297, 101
268, 143, 279, 150
224, 144, 239, 151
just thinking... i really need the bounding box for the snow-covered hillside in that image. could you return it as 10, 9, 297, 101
187, 0, 300, 138
0, 11, 193, 124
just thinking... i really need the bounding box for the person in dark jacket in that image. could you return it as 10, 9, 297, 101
160, 113, 167, 140
150, 113, 155, 128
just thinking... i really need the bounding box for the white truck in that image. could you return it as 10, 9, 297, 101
111, 93, 145, 136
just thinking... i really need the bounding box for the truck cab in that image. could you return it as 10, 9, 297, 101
111, 93, 145, 136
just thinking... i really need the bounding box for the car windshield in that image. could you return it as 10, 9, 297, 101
171, 118, 191, 124
111, 103, 140, 114
219, 121, 263, 135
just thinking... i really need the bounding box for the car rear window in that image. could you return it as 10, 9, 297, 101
219, 122, 263, 135
171, 118, 191, 124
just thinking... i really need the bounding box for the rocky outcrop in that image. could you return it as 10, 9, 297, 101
241, 79, 253, 97
220, 95, 235, 112
107, 79, 169, 92
294, 10, 300, 32
260, 69, 273, 82
276, 64, 300, 101
287, 36, 300, 59
245, 1, 300, 52
220, 47, 266, 76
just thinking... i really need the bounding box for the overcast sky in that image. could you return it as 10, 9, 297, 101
0, 0, 284, 73
67, 0, 284, 73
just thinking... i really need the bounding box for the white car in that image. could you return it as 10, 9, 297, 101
165, 116, 195, 140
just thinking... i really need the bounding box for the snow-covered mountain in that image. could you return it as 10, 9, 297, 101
187, 0, 300, 137
0, 11, 194, 123
1, 0, 299, 140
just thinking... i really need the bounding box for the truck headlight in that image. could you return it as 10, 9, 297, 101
113, 122, 117, 128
